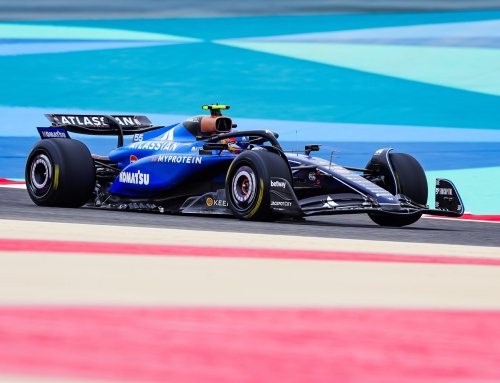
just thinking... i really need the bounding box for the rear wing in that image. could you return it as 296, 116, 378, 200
42, 114, 165, 147
46, 114, 154, 129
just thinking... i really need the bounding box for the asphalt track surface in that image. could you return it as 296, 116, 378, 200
2, 187, 498, 247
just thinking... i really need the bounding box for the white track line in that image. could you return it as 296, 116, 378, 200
0, 184, 26, 189
423, 216, 500, 224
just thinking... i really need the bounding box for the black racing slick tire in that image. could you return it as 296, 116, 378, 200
368, 153, 428, 227
25, 139, 96, 208
226, 150, 292, 221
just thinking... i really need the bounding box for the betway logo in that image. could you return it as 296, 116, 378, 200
271, 180, 286, 189
42, 130, 67, 138
119, 170, 150, 185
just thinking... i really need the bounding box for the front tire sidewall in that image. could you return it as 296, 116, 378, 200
368, 153, 428, 227
226, 151, 291, 221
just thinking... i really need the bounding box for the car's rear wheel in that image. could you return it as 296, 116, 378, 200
226, 150, 292, 221
25, 139, 96, 207
368, 153, 428, 227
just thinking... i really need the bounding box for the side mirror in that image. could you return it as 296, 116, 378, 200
305, 144, 321, 156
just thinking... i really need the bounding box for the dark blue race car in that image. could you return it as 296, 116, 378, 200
25, 105, 464, 227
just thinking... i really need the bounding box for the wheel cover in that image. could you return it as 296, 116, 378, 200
231, 165, 257, 211
29, 153, 52, 197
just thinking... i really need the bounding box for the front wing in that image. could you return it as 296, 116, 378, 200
269, 177, 464, 219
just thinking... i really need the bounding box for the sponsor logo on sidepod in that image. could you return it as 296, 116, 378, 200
119, 170, 150, 185
271, 180, 286, 188
129, 141, 180, 151
151, 155, 203, 164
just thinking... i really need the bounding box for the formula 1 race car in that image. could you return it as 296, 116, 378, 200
25, 105, 464, 227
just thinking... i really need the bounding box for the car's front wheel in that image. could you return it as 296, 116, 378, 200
368, 153, 428, 227
226, 150, 292, 221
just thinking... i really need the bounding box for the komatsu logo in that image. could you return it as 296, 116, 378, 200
119, 170, 150, 185
271, 180, 286, 188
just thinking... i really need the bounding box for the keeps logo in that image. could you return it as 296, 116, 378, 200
270, 180, 286, 189
119, 170, 150, 185
206, 198, 227, 207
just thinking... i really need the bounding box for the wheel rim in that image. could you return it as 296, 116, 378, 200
231, 165, 257, 211
29, 153, 52, 197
